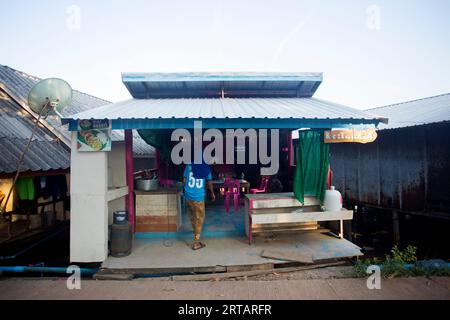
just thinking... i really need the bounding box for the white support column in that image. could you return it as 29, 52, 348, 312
70, 132, 109, 263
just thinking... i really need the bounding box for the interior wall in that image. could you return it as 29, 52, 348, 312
107, 141, 127, 224
0, 178, 14, 212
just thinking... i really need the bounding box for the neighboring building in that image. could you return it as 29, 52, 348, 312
0, 65, 154, 233
330, 93, 450, 249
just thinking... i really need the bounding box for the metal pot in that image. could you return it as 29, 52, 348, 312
135, 178, 158, 191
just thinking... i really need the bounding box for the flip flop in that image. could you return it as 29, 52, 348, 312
192, 241, 206, 250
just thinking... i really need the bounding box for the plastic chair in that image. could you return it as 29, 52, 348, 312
250, 176, 269, 194
223, 179, 240, 213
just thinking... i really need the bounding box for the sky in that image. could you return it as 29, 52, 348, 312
1, 0, 449, 109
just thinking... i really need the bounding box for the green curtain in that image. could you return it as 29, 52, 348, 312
293, 130, 329, 204
16, 177, 35, 201
137, 129, 172, 160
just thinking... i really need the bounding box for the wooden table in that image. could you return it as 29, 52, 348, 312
244, 192, 353, 244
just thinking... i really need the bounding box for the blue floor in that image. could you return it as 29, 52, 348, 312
135, 204, 246, 240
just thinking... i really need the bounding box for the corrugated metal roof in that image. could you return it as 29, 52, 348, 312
0, 65, 154, 156
64, 97, 383, 126
368, 93, 450, 130
122, 72, 322, 99
0, 90, 71, 173
0, 138, 70, 173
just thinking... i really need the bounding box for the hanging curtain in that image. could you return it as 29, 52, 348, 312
293, 130, 330, 204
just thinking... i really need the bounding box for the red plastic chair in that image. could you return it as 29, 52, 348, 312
223, 179, 240, 213
250, 176, 269, 194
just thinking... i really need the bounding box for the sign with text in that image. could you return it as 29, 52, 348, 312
324, 129, 377, 144
77, 119, 112, 151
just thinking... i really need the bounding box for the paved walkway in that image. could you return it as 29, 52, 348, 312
0, 277, 449, 299
103, 233, 362, 270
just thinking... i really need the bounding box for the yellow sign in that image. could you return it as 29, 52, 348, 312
324, 129, 377, 144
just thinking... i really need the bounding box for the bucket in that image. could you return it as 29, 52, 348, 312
113, 211, 128, 224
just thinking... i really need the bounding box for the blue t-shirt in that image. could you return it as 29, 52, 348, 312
183, 165, 212, 201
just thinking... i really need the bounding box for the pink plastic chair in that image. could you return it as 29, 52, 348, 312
223, 179, 240, 213
250, 176, 269, 194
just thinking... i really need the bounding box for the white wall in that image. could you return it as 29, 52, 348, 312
70, 132, 108, 263
70, 137, 128, 263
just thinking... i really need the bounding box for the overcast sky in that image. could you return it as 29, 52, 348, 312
1, 0, 449, 109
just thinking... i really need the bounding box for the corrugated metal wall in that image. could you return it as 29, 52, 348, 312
330, 122, 450, 214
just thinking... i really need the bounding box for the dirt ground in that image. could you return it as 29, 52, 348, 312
1, 268, 449, 300
241, 266, 356, 281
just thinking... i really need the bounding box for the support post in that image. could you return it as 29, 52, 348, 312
392, 210, 400, 245
287, 130, 294, 182
70, 132, 108, 262
125, 130, 135, 232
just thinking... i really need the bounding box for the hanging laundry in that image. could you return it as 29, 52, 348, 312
16, 177, 35, 200
33, 175, 68, 200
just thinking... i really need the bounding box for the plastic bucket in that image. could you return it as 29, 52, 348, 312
113, 211, 128, 224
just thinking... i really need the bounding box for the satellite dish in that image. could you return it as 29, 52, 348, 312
27, 78, 72, 116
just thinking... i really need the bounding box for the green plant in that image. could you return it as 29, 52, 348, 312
382, 245, 417, 277
353, 245, 450, 278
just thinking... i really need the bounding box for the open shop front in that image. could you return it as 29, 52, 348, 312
62, 73, 386, 274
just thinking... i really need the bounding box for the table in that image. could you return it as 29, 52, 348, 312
244, 192, 353, 244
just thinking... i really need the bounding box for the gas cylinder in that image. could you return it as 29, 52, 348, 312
324, 186, 343, 211
110, 211, 132, 257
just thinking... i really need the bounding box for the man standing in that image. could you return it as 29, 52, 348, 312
183, 163, 215, 250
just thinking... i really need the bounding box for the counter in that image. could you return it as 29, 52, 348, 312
244, 192, 353, 243
135, 188, 182, 232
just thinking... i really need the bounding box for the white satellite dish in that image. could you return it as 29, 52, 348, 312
27, 78, 72, 117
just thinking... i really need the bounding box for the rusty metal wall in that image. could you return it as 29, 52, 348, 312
330, 122, 450, 214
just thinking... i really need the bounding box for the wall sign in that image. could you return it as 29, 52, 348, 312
77, 119, 112, 151
324, 129, 377, 144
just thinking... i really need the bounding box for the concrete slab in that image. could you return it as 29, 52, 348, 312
102, 232, 362, 272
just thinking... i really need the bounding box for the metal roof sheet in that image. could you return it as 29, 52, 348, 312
368, 93, 450, 130
0, 65, 154, 157
0, 88, 71, 173
63, 97, 384, 129
0, 138, 70, 173
122, 72, 323, 99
